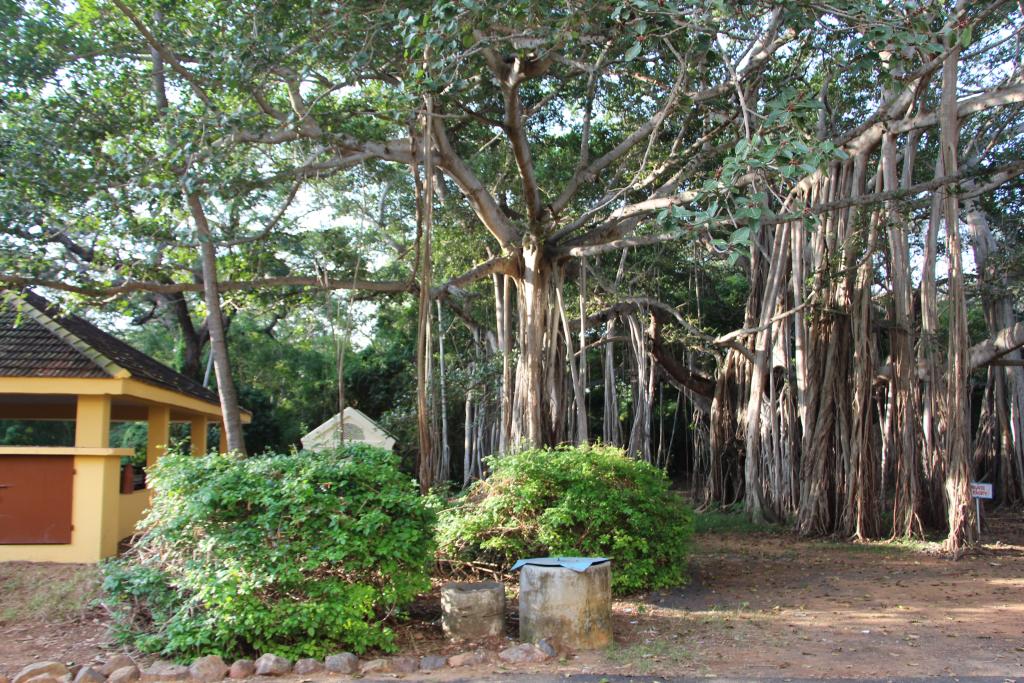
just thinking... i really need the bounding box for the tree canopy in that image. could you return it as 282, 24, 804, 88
3, 0, 1023, 551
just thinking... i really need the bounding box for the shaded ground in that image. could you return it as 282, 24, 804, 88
2, 512, 1022, 679
590, 513, 1024, 679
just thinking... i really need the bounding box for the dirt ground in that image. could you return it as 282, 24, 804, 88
592, 514, 1024, 679
2, 512, 1022, 680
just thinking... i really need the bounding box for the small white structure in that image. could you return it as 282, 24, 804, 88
300, 407, 396, 452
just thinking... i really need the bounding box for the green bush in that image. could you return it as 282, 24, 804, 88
436, 444, 694, 594
102, 445, 435, 660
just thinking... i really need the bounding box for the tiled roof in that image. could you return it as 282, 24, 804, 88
0, 290, 221, 406
0, 302, 109, 379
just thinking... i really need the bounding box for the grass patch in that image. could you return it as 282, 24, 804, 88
889, 536, 943, 553
0, 563, 101, 623
604, 639, 692, 674
813, 536, 940, 554
694, 506, 783, 534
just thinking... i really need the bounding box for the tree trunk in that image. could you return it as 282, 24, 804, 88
152, 9, 244, 453
743, 222, 790, 524
416, 99, 437, 492
464, 388, 474, 487
510, 236, 559, 448
919, 158, 947, 526
884, 129, 924, 538
166, 292, 206, 381
938, 16, 976, 552
963, 196, 1024, 506
437, 300, 451, 483
625, 312, 655, 461
798, 156, 861, 536
555, 268, 588, 444
579, 257, 589, 437
844, 184, 881, 540
493, 271, 513, 454
708, 348, 747, 508
185, 192, 246, 454
602, 316, 622, 446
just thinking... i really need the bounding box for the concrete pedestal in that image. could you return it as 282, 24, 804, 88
518, 561, 613, 649
441, 581, 505, 640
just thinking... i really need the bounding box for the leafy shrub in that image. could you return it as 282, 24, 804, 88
436, 444, 694, 594
103, 445, 435, 660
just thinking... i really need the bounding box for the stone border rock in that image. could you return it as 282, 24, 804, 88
8, 640, 563, 683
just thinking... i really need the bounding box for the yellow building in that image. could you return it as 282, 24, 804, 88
0, 291, 250, 563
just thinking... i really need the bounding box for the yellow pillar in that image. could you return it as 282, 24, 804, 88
75, 395, 110, 448
190, 416, 208, 455
218, 421, 228, 453
74, 395, 119, 560
147, 405, 171, 469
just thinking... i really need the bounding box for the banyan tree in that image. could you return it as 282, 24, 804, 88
3, 1, 1024, 552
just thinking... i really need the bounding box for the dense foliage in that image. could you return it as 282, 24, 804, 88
3, 0, 1022, 550
102, 445, 435, 660
437, 445, 694, 594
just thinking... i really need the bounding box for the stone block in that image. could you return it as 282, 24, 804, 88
537, 637, 570, 658
498, 643, 550, 664
97, 658, 135, 678
418, 655, 448, 671
358, 659, 387, 675
107, 667, 140, 683
189, 656, 227, 683
323, 654, 357, 675
139, 663, 189, 683
253, 656, 290, 677
447, 650, 488, 668
290, 660, 322, 677
24, 676, 62, 683
73, 667, 106, 683
441, 581, 505, 640
15, 663, 68, 683
387, 657, 419, 674
225, 661, 252, 682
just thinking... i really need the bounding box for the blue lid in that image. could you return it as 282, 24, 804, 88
510, 556, 610, 572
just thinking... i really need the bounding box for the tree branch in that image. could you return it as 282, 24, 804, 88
887, 82, 1024, 135
1, 274, 414, 297
432, 116, 521, 250
110, 0, 214, 108
970, 321, 1024, 370
550, 69, 685, 218
480, 43, 554, 228
432, 254, 519, 298
557, 159, 1024, 258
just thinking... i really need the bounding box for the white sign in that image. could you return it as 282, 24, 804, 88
970, 482, 993, 499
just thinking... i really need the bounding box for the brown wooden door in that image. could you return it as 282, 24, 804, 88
0, 455, 73, 544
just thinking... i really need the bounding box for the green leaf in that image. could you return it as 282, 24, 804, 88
958, 24, 973, 48
729, 226, 751, 244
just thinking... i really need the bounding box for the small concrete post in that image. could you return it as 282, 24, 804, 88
441, 582, 505, 640
519, 561, 613, 649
